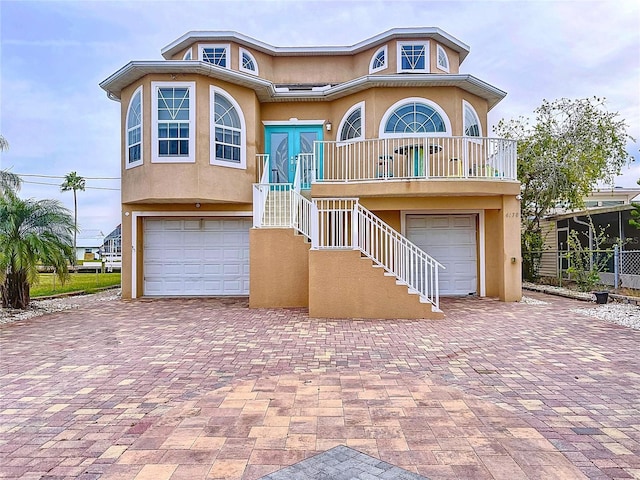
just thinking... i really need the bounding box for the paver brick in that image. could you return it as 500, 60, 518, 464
0, 292, 638, 478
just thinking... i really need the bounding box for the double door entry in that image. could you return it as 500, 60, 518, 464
265, 125, 323, 184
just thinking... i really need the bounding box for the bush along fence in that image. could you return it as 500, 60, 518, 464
523, 246, 640, 291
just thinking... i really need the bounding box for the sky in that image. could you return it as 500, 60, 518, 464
1, 0, 639, 237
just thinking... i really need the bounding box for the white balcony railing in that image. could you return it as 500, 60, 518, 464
312, 136, 517, 183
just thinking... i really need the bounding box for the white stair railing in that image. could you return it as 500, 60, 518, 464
311, 198, 444, 310
253, 153, 313, 240
355, 204, 444, 310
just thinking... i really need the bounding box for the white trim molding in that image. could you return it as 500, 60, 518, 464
130, 210, 252, 298
239, 47, 259, 75
379, 97, 452, 138
151, 81, 196, 163
210, 85, 247, 169
397, 41, 430, 73
436, 44, 450, 73
369, 45, 388, 73
337, 101, 365, 143
125, 85, 143, 169
198, 43, 231, 69
400, 210, 485, 297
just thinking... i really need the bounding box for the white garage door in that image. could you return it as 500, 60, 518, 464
406, 214, 477, 296
143, 217, 251, 296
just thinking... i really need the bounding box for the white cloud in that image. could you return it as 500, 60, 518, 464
1, 0, 639, 233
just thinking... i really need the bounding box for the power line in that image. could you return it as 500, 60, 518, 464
21, 180, 120, 191
16, 173, 120, 180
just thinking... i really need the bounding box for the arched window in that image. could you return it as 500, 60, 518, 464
126, 86, 142, 168
211, 86, 246, 169
338, 102, 364, 142
463, 101, 482, 137
369, 45, 387, 73
182, 49, 192, 60
436, 45, 449, 72
381, 99, 449, 136
239, 47, 258, 75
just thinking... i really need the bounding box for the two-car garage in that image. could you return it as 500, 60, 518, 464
143, 217, 251, 296
139, 213, 479, 298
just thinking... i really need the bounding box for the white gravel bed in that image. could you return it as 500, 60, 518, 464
0, 289, 120, 325
570, 303, 640, 331
519, 296, 549, 305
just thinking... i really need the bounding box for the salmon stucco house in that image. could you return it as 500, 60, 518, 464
100, 27, 522, 319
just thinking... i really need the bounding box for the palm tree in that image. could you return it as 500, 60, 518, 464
0, 190, 75, 309
0, 135, 21, 194
60, 171, 85, 265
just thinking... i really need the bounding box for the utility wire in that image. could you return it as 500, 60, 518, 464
16, 173, 120, 180
21, 180, 120, 191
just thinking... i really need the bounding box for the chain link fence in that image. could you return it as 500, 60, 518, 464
523, 248, 640, 290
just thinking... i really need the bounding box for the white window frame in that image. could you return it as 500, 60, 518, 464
463, 100, 482, 141
397, 41, 430, 73
379, 97, 451, 138
239, 47, 259, 75
337, 101, 365, 144
151, 81, 196, 163
126, 86, 143, 169
436, 44, 449, 73
369, 45, 388, 74
199, 43, 231, 69
182, 49, 192, 60
210, 86, 246, 169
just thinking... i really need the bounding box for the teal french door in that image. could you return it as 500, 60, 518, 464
264, 125, 323, 184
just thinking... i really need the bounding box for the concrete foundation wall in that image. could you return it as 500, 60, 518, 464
308, 249, 443, 319
249, 229, 310, 308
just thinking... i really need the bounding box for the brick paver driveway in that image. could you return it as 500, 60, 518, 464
1, 292, 639, 479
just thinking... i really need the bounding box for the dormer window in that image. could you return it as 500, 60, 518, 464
397, 42, 429, 73
199, 44, 230, 68
182, 49, 192, 60
239, 47, 258, 75
369, 45, 387, 73
436, 45, 449, 72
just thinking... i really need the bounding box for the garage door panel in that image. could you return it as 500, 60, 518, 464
144, 217, 250, 296
407, 214, 477, 296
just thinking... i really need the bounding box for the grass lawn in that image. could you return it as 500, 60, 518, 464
31, 273, 121, 298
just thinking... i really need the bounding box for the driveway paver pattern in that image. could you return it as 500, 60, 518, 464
0, 292, 638, 479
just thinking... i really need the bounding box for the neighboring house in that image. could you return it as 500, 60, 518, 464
100, 28, 521, 319
539, 187, 640, 287
75, 231, 105, 262
101, 224, 122, 271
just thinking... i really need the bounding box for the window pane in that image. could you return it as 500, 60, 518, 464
159, 140, 169, 155
179, 140, 189, 155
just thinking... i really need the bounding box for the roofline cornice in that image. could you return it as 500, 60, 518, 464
99, 62, 505, 109
160, 27, 470, 63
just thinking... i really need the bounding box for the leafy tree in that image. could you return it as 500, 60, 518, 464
494, 97, 634, 277
60, 171, 85, 265
0, 190, 75, 309
0, 135, 21, 194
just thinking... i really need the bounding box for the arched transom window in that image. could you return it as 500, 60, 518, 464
239, 48, 258, 74
211, 87, 246, 168
383, 101, 447, 134
126, 87, 142, 167
369, 45, 387, 73
339, 102, 364, 142
436, 45, 449, 72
